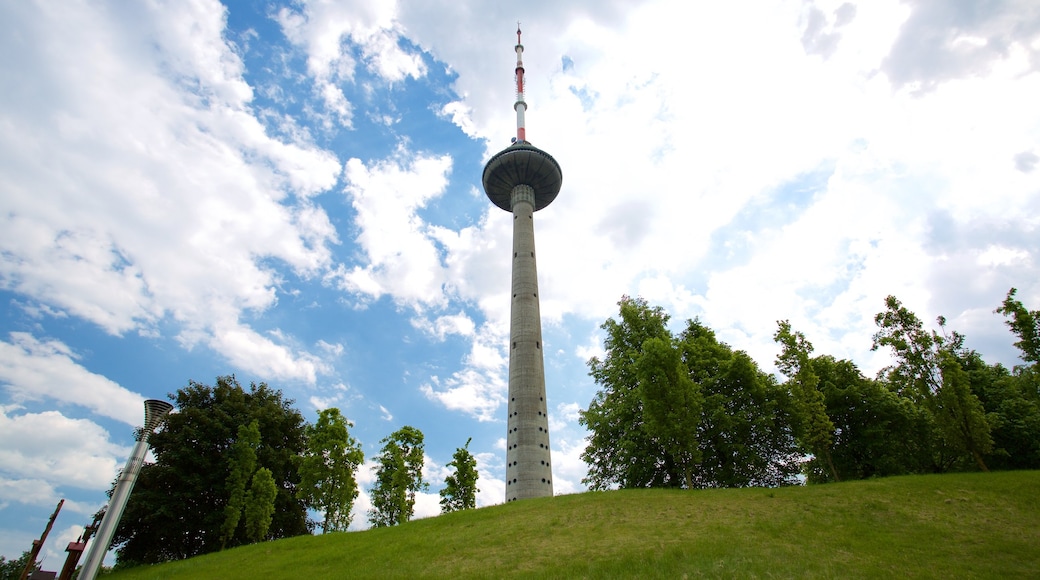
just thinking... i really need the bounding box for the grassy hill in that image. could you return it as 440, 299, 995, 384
108, 471, 1039, 579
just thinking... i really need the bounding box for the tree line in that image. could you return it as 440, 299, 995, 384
579, 289, 1040, 489
109, 376, 479, 568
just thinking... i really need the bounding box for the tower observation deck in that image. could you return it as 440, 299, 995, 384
482, 26, 562, 502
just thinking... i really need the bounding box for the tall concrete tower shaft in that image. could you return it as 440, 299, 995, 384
482, 26, 562, 502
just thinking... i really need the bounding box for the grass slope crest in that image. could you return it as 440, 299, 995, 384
109, 471, 1039, 579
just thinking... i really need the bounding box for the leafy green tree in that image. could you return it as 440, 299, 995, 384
369, 426, 427, 527
221, 419, 260, 548
636, 336, 702, 489
439, 438, 479, 513
580, 296, 673, 489
957, 346, 1040, 471
580, 297, 799, 490
985, 289, 1040, 469
218, 419, 277, 545
113, 376, 309, 565
996, 287, 1040, 365
807, 355, 933, 482
0, 551, 39, 580
774, 321, 839, 481
243, 467, 277, 542
298, 408, 364, 533
872, 296, 992, 472
680, 320, 800, 488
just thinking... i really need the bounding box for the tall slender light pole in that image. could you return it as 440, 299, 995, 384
79, 399, 173, 580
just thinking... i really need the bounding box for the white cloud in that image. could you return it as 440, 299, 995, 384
0, 334, 143, 425
0, 0, 342, 381
0, 408, 131, 492
880, 0, 1040, 91
208, 324, 329, 384
549, 402, 582, 433
275, 0, 427, 129
407, 0, 1038, 378
0, 477, 61, 511
420, 323, 507, 421
334, 145, 453, 308
411, 312, 476, 341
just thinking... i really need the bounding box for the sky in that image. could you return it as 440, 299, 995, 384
1, 0, 1039, 567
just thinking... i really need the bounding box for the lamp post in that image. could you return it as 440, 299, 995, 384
79, 399, 173, 580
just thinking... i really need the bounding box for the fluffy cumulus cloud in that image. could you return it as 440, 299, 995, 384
881, 0, 1040, 92
276, 0, 427, 129
420, 322, 508, 421
0, 407, 130, 496
0, 0, 342, 383
0, 333, 143, 425
333, 145, 453, 308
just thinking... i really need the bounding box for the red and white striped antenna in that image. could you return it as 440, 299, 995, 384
514, 22, 527, 143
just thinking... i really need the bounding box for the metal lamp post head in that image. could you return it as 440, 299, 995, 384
143, 399, 174, 434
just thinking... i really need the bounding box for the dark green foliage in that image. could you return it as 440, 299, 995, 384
581, 296, 673, 489
580, 297, 799, 490
996, 288, 1040, 365
369, 426, 427, 527
243, 467, 277, 542
0, 551, 39, 580
873, 296, 993, 472
960, 352, 1040, 471
637, 336, 702, 489
774, 321, 838, 481
219, 420, 278, 546
681, 321, 800, 488
113, 376, 309, 565
221, 420, 260, 548
298, 408, 364, 533
807, 356, 935, 482
440, 438, 479, 513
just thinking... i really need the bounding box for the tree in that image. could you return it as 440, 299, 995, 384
958, 349, 1040, 471
774, 321, 839, 481
636, 336, 702, 489
218, 419, 277, 546
439, 438, 479, 513
369, 426, 427, 527
298, 408, 364, 533
807, 355, 933, 482
680, 320, 800, 488
872, 296, 992, 472
996, 287, 1040, 365
985, 289, 1040, 470
580, 296, 673, 489
580, 297, 799, 490
243, 467, 277, 542
221, 420, 261, 548
113, 376, 309, 565
0, 551, 39, 580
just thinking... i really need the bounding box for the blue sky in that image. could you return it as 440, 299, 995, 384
2, 0, 1039, 567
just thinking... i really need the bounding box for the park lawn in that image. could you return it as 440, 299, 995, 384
107, 470, 1039, 579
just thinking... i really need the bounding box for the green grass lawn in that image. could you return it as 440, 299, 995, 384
107, 471, 1039, 579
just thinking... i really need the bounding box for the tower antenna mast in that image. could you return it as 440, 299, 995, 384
514, 23, 527, 143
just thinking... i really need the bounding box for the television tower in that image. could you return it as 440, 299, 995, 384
482, 25, 562, 502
